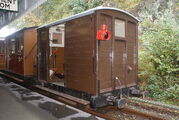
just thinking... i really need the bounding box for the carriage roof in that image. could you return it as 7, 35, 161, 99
38, 6, 139, 29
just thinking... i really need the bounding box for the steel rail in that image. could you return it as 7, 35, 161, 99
111, 106, 166, 120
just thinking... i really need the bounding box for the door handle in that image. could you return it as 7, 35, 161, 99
128, 66, 132, 72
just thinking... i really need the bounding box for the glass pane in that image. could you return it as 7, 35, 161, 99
10, 39, 16, 54
52, 33, 62, 44
115, 19, 125, 37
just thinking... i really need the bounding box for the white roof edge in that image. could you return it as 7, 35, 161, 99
97, 6, 139, 21
38, 6, 139, 29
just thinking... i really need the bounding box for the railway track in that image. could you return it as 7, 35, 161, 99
128, 97, 179, 112
126, 98, 179, 120
34, 85, 166, 120
0, 73, 178, 120
96, 106, 167, 120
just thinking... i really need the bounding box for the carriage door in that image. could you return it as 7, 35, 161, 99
113, 19, 127, 89
98, 13, 113, 92
126, 22, 137, 85
38, 29, 49, 81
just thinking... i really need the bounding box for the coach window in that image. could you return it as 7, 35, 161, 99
19, 34, 24, 52
49, 24, 64, 47
115, 19, 125, 38
52, 33, 62, 44
17, 38, 21, 53
10, 39, 16, 54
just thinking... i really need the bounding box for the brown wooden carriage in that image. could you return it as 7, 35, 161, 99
0, 40, 6, 70
37, 7, 139, 107
5, 27, 38, 80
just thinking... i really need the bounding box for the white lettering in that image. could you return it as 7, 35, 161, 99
0, 0, 18, 11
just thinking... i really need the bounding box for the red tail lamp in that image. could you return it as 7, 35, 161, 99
96, 25, 111, 40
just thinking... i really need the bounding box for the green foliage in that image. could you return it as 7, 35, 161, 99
113, 0, 141, 10
69, 0, 104, 14
8, 0, 141, 29
162, 84, 179, 104
8, 13, 42, 29
33, 0, 71, 24
138, 50, 155, 89
8, 0, 105, 29
139, 10, 179, 105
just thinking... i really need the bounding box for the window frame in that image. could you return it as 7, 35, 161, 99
114, 18, 126, 40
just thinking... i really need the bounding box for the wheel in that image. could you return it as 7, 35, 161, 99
117, 98, 126, 109
90, 96, 108, 108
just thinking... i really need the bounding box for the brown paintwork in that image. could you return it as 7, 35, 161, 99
37, 28, 50, 81
65, 15, 96, 94
96, 10, 138, 93
0, 41, 6, 70
97, 13, 113, 92
126, 21, 137, 86
49, 47, 64, 73
5, 27, 37, 77
23, 29, 37, 76
38, 8, 138, 95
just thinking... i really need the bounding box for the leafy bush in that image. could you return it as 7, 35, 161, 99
69, 0, 104, 14
161, 84, 179, 104
139, 10, 179, 105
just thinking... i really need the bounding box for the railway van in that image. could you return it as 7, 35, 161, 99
4, 26, 38, 81
37, 7, 140, 108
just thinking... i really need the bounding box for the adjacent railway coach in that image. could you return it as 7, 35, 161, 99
37, 7, 139, 108
0, 40, 6, 70
5, 26, 38, 80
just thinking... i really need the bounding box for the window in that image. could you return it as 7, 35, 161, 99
52, 33, 62, 44
115, 19, 125, 38
10, 39, 16, 54
49, 25, 65, 47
